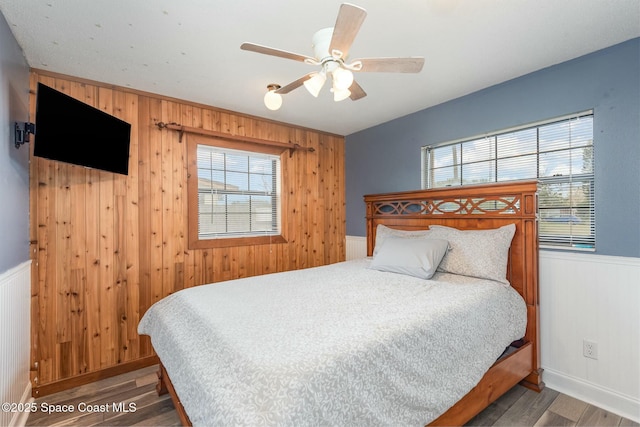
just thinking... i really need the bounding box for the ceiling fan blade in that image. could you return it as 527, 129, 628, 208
355, 57, 425, 73
275, 73, 315, 94
349, 81, 367, 100
329, 3, 367, 58
241, 42, 315, 63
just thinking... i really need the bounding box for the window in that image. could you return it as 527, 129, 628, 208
422, 111, 595, 250
188, 137, 285, 248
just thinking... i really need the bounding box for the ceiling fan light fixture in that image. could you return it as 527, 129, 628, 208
332, 87, 351, 102
331, 67, 354, 91
264, 84, 283, 110
303, 71, 327, 97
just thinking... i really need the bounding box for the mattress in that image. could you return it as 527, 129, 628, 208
138, 258, 527, 426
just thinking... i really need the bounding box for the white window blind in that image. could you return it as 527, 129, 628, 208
196, 145, 281, 239
422, 111, 595, 250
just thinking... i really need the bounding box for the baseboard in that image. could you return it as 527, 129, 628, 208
8, 381, 33, 427
32, 355, 158, 398
543, 367, 640, 423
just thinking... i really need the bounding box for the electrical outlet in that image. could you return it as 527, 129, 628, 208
583, 339, 598, 360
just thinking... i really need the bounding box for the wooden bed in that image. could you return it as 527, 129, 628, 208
154, 180, 543, 426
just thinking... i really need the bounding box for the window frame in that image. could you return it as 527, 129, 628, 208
187, 135, 287, 249
421, 111, 595, 251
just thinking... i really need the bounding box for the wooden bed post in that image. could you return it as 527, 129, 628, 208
521, 188, 544, 391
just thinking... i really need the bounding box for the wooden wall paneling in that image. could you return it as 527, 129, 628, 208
68, 82, 89, 377
246, 246, 256, 278
230, 246, 241, 279
176, 105, 192, 289
231, 114, 244, 137
68, 177, 86, 378
335, 135, 346, 263
114, 144, 129, 365
37, 76, 59, 386
308, 131, 322, 268
136, 96, 158, 356
320, 135, 331, 263
287, 129, 304, 271
237, 246, 247, 279
182, 104, 201, 289
323, 134, 339, 264
322, 134, 332, 262
104, 164, 122, 364
149, 100, 164, 306
85, 167, 102, 373
193, 250, 211, 286
29, 70, 346, 396
123, 91, 140, 362
69, 268, 86, 376
304, 130, 319, 268
170, 103, 187, 293
219, 111, 231, 135
97, 87, 116, 370
160, 100, 176, 297
28, 71, 40, 387
57, 341, 71, 380
219, 246, 232, 282
296, 129, 309, 269
111, 90, 138, 364
53, 81, 72, 382
204, 249, 215, 283
281, 128, 297, 273
259, 226, 277, 275
210, 248, 221, 283
191, 108, 213, 287
82, 80, 103, 376
312, 132, 325, 267
39, 158, 56, 385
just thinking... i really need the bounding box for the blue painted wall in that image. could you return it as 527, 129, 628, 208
346, 38, 640, 258
0, 12, 30, 273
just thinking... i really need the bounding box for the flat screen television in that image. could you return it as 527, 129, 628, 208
34, 83, 132, 175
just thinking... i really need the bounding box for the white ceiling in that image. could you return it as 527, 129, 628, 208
1, 0, 638, 136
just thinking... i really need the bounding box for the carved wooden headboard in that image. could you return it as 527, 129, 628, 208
364, 180, 542, 389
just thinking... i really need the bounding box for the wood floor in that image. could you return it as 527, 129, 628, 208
25, 365, 638, 426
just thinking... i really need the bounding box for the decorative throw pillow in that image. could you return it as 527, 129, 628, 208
370, 237, 450, 280
426, 224, 516, 285
373, 224, 433, 257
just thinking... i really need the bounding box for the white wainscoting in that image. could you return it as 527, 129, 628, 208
345, 235, 367, 260
0, 260, 32, 427
540, 251, 640, 422
345, 236, 640, 421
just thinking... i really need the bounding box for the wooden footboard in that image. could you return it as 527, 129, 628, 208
429, 342, 538, 426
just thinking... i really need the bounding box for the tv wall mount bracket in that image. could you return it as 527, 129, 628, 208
15, 122, 35, 149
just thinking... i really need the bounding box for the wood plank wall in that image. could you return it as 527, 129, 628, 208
28, 71, 346, 395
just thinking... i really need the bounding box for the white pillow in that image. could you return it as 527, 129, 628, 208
370, 237, 450, 280
373, 224, 433, 257
426, 224, 516, 285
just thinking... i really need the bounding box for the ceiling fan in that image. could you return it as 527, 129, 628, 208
240, 3, 425, 110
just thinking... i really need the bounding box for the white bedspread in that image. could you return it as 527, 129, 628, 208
138, 258, 526, 426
